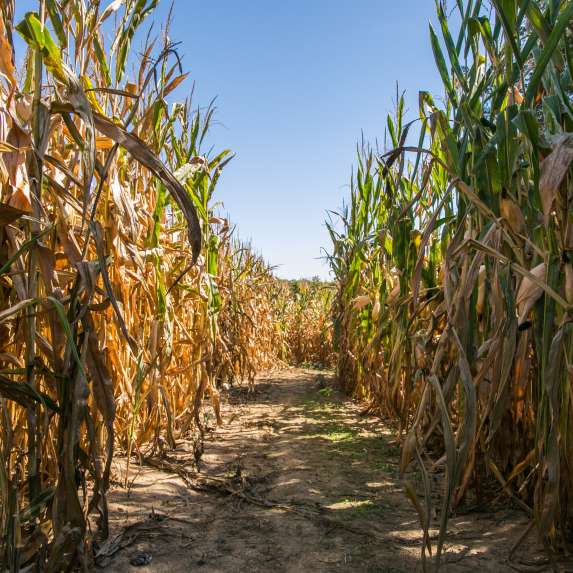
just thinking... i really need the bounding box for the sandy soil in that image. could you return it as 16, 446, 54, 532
98, 369, 556, 573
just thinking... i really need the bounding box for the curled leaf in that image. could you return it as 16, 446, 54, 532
351, 295, 371, 310
539, 134, 573, 227
516, 263, 546, 327
0, 374, 59, 411
93, 113, 202, 262
371, 298, 381, 321
0, 15, 16, 87
500, 192, 525, 236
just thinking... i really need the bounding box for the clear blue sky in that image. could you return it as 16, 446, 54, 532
14, 1, 445, 279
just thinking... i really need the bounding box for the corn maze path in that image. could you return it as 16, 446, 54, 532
102, 370, 547, 573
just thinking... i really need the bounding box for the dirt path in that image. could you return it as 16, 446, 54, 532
101, 369, 547, 573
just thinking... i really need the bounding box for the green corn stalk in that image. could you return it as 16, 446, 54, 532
329, 0, 573, 566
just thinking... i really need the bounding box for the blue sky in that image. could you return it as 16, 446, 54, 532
14, 1, 445, 279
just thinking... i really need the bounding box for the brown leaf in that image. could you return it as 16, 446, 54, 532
85, 322, 115, 427
516, 262, 546, 327
37, 243, 58, 293
0, 374, 59, 411
351, 294, 371, 310
371, 298, 381, 321
386, 283, 400, 305
0, 16, 16, 88
4, 123, 32, 211
163, 72, 189, 98
0, 297, 35, 323
539, 134, 573, 226
500, 194, 525, 235
0, 202, 25, 226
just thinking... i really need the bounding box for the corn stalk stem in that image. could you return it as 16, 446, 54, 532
25, 0, 45, 503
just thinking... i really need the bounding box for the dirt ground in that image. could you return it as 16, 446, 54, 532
98, 369, 559, 573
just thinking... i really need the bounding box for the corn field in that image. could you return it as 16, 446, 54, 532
0, 2, 332, 571
328, 0, 573, 567
3, 0, 573, 571
275, 278, 335, 369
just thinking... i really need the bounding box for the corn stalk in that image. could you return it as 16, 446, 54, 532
329, 0, 573, 566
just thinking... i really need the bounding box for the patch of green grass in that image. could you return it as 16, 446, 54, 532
302, 397, 319, 408
376, 461, 399, 475
324, 430, 354, 442
326, 434, 401, 476
307, 423, 356, 443
300, 391, 401, 474
318, 387, 333, 398
327, 497, 391, 519
334, 433, 396, 455
302, 385, 340, 408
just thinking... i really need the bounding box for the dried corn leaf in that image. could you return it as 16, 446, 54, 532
539, 134, 573, 226
516, 262, 546, 327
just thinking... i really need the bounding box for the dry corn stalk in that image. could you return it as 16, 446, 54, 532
0, 3, 329, 570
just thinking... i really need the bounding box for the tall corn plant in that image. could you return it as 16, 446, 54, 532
276, 278, 335, 368
0, 1, 203, 569
0, 1, 282, 570
329, 0, 573, 567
